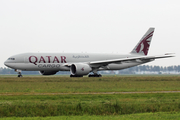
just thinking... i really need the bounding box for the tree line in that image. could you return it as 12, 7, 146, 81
117, 65, 180, 74
0, 65, 180, 75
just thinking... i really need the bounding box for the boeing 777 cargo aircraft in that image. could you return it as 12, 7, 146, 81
4, 28, 174, 77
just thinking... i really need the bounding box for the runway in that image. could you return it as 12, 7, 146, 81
0, 91, 180, 96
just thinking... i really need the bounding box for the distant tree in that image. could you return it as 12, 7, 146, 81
142, 65, 146, 71
167, 66, 173, 71
178, 65, 180, 72
146, 65, 149, 71
160, 66, 164, 71
164, 67, 167, 71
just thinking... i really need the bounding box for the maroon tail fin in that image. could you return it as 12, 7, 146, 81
131, 28, 155, 56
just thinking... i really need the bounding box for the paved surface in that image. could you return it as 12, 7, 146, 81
0, 91, 180, 96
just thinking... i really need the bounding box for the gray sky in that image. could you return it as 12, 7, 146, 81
0, 0, 179, 67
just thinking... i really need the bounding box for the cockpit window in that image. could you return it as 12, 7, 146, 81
8, 58, 15, 60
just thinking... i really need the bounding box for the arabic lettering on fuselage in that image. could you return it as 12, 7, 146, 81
73, 55, 89, 58
29, 56, 67, 65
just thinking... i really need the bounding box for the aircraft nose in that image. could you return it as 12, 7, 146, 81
4, 60, 9, 67
4, 60, 12, 68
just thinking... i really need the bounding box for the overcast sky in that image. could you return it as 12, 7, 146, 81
0, 0, 179, 67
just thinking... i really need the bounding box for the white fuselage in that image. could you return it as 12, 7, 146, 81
4, 53, 150, 72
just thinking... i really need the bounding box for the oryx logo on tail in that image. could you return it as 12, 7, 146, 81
131, 28, 155, 56
136, 31, 154, 55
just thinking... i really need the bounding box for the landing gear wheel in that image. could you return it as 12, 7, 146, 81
17, 71, 22, 77
18, 75, 22, 77
88, 74, 102, 77
70, 74, 83, 77
15, 69, 23, 78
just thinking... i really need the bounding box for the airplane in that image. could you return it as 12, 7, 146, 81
4, 28, 174, 77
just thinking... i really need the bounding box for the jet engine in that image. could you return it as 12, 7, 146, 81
39, 71, 58, 75
70, 63, 92, 76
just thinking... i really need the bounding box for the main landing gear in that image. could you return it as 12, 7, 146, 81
88, 73, 102, 77
70, 74, 102, 77
70, 74, 83, 77
15, 69, 23, 77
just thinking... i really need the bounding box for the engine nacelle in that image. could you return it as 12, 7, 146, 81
70, 63, 92, 76
39, 71, 58, 75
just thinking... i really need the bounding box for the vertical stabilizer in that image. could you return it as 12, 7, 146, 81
131, 28, 155, 56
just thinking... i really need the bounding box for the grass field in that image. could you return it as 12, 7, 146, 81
0, 75, 179, 93
1, 112, 180, 120
0, 75, 179, 118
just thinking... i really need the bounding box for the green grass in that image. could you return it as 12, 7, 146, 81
0, 93, 180, 117
0, 76, 180, 117
1, 112, 180, 120
0, 76, 179, 93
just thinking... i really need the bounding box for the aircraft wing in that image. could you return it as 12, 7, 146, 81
89, 53, 175, 66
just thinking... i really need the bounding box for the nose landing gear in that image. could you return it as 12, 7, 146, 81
15, 69, 23, 77
18, 73, 22, 77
